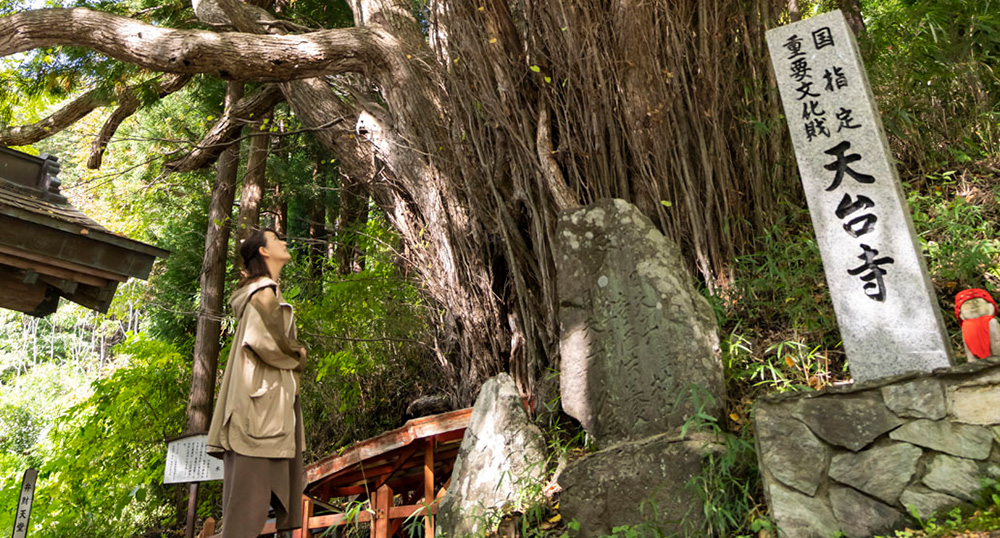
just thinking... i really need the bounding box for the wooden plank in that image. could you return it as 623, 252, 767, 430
291, 496, 313, 538
268, 503, 440, 538
327, 443, 432, 490
373, 484, 392, 538
39, 275, 78, 295
0, 264, 58, 315
306, 408, 472, 484
424, 437, 435, 538
308, 510, 373, 527
387, 504, 438, 519
0, 243, 127, 282
409, 409, 473, 438
320, 484, 371, 497
436, 475, 452, 499
388, 518, 403, 538
312, 447, 460, 495
371, 444, 421, 492
0, 210, 163, 279
433, 429, 467, 445
0, 251, 108, 287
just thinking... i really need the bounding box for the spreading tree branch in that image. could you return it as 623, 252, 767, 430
0, 8, 380, 81
164, 83, 285, 172
87, 73, 191, 169
0, 88, 106, 146
0, 73, 190, 151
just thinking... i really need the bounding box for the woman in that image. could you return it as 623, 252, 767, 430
207, 229, 308, 537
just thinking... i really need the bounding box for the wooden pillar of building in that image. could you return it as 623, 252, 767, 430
292, 496, 313, 538
424, 438, 435, 538
371, 483, 393, 538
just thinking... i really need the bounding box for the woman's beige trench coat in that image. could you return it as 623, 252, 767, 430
208, 277, 306, 459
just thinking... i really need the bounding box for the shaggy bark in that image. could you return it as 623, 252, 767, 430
2, 0, 794, 405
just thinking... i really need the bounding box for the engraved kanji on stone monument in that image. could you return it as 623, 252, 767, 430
766, 10, 952, 382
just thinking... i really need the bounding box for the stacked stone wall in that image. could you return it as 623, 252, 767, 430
756, 360, 1000, 538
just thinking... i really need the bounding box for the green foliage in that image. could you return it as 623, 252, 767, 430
863, 0, 1000, 173
907, 174, 1000, 289
904, 171, 1000, 354
292, 212, 442, 457
728, 207, 838, 342
718, 204, 845, 401
25, 334, 189, 538
875, 481, 1000, 537
687, 430, 770, 538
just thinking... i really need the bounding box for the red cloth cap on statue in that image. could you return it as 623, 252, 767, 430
955, 288, 998, 321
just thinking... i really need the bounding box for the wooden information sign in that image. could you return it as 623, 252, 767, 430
11, 469, 37, 538
164, 433, 224, 484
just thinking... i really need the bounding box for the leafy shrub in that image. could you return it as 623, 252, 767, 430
863, 0, 1000, 174
283, 212, 444, 458
25, 335, 190, 538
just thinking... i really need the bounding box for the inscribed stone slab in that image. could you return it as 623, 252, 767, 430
765, 10, 952, 382
556, 199, 723, 445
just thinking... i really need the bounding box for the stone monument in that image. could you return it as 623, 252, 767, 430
765, 10, 952, 382
556, 199, 723, 445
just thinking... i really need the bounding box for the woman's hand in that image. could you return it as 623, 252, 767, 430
292, 347, 307, 372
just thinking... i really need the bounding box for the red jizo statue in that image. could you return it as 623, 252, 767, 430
955, 288, 1000, 360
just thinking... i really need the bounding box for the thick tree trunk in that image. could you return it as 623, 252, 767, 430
839, 0, 866, 36
235, 110, 271, 274
788, 0, 801, 22
308, 159, 329, 286
335, 173, 369, 275
0, 9, 376, 81
185, 82, 243, 433
272, 183, 288, 236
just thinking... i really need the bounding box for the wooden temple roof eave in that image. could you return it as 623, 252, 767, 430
0, 147, 169, 317
0, 203, 169, 275
0, 250, 111, 287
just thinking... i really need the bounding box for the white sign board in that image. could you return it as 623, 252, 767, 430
11, 469, 36, 538
164, 434, 224, 484
765, 10, 953, 382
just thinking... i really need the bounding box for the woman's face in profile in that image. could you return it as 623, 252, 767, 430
262, 231, 291, 264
